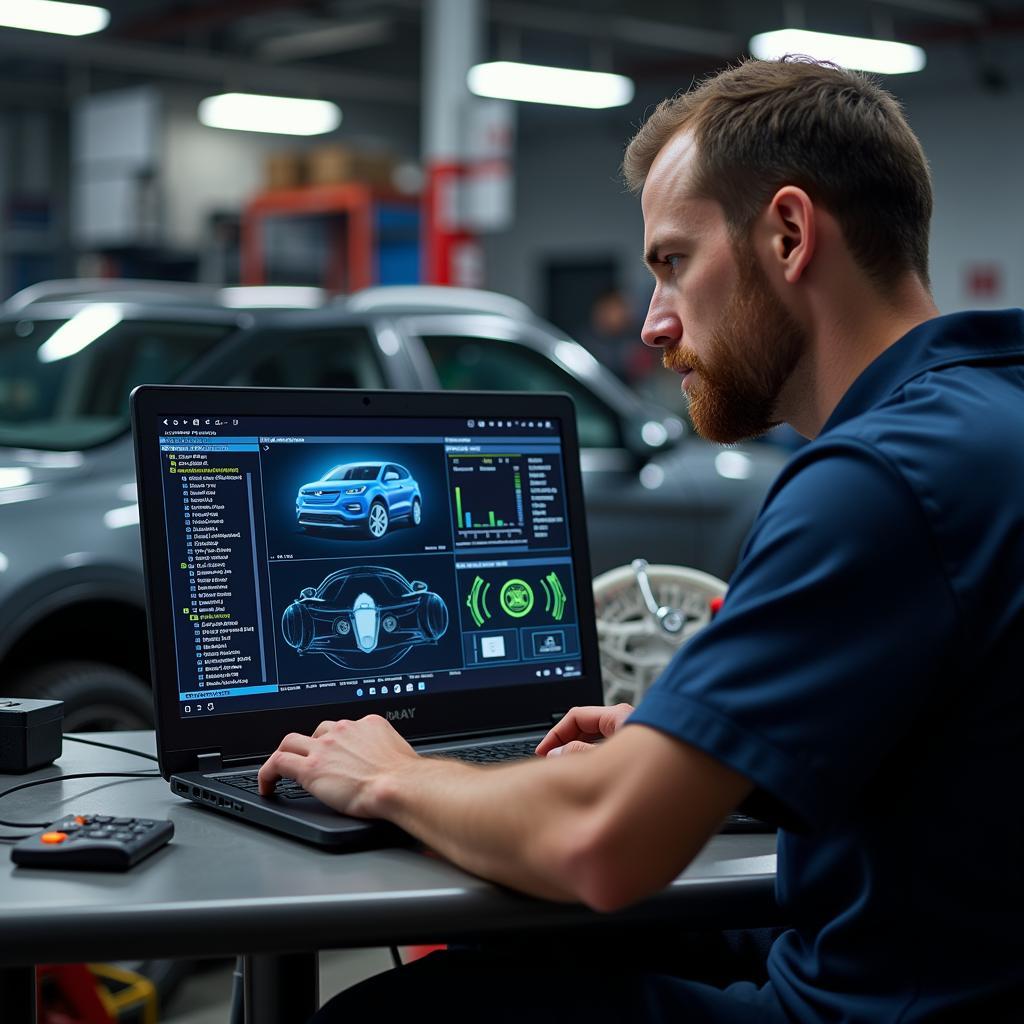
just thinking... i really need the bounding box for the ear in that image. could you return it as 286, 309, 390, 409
764, 186, 815, 285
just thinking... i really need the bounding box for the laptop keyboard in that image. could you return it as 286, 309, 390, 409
214, 739, 541, 800
212, 741, 775, 832
218, 773, 310, 800
434, 738, 540, 764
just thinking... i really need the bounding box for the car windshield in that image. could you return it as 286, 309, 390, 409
0, 314, 234, 450
327, 465, 380, 481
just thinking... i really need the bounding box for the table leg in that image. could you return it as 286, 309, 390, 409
243, 951, 319, 1024
0, 965, 36, 1022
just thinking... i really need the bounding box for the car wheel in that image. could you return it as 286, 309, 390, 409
411, 498, 422, 526
366, 501, 389, 539
11, 661, 153, 732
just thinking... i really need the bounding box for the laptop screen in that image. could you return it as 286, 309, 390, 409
153, 409, 586, 723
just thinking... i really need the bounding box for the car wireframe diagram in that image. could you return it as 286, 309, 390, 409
295, 462, 422, 538
281, 565, 449, 670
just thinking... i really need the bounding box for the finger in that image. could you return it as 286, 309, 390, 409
312, 720, 337, 738
277, 732, 316, 754
597, 703, 635, 737
258, 751, 307, 795
534, 706, 608, 756
546, 740, 597, 757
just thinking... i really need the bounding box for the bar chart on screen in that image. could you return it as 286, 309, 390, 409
449, 454, 526, 540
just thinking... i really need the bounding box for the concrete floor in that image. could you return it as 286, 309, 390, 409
163, 949, 394, 1023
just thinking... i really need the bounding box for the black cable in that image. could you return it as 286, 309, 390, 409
63, 734, 159, 763
0, 770, 160, 833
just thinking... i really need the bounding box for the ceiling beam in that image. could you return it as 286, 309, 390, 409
0, 28, 418, 105
117, 0, 315, 40
259, 16, 394, 61
490, 2, 739, 58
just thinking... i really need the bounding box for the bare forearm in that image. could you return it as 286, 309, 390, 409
370, 754, 597, 902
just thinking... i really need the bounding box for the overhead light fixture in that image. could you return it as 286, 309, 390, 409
468, 61, 634, 109
198, 93, 342, 136
749, 29, 925, 74
0, 0, 109, 36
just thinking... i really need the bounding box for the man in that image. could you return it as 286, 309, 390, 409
262, 58, 1024, 1022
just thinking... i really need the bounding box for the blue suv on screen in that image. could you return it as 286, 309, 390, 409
295, 461, 422, 538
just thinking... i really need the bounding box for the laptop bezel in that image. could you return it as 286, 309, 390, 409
131, 384, 604, 778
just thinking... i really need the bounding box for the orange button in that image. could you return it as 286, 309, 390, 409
74, 816, 89, 825
40, 832, 67, 844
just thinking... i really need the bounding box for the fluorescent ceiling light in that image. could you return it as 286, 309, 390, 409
0, 0, 109, 36
749, 29, 925, 74
37, 304, 122, 364
468, 61, 634, 109
198, 93, 342, 136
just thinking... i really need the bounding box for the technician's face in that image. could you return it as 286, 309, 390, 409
640, 131, 806, 443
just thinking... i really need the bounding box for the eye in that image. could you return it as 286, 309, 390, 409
664, 254, 684, 272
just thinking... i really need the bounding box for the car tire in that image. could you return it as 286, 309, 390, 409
366, 500, 389, 539
410, 497, 422, 526
11, 661, 154, 732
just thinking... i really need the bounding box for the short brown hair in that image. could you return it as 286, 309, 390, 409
624, 57, 933, 289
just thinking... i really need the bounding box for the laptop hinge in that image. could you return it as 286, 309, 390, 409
196, 751, 223, 772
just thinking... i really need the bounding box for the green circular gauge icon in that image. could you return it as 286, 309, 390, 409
500, 578, 534, 618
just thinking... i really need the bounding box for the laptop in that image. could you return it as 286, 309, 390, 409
131, 385, 604, 849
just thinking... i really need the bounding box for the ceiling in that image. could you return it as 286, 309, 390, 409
2, 0, 1023, 113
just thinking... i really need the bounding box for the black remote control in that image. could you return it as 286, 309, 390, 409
10, 814, 173, 871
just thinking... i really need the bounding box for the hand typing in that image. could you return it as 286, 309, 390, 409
257, 715, 418, 817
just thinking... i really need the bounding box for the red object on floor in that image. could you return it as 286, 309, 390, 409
37, 964, 114, 1023
403, 944, 447, 963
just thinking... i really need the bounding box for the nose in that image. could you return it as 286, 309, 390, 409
641, 290, 682, 349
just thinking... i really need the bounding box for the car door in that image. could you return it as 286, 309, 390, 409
398, 314, 715, 576
382, 464, 408, 516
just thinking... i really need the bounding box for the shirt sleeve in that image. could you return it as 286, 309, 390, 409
628, 439, 960, 832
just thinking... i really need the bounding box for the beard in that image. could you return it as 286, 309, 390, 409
664, 242, 807, 444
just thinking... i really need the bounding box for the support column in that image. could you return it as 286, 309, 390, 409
422, 0, 484, 285
243, 951, 318, 1024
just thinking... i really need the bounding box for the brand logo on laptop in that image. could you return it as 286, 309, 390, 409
386, 707, 416, 721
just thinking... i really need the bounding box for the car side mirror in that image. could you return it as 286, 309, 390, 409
411, 580, 427, 592
300, 587, 317, 599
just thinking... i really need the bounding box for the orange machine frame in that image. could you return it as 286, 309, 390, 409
240, 183, 419, 294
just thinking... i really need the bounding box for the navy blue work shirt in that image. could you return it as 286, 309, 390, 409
630, 310, 1024, 1022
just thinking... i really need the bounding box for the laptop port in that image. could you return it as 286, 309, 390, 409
232, 801, 243, 812
192, 786, 201, 797
174, 781, 188, 794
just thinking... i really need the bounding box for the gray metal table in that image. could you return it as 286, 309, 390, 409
0, 732, 778, 1023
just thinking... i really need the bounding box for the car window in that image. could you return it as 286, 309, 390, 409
384, 466, 400, 481
0, 317, 232, 450
216, 327, 384, 390
421, 334, 621, 449
325, 464, 379, 481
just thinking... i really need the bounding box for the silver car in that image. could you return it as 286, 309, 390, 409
0, 283, 786, 729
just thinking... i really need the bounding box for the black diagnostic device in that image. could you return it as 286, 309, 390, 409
0, 698, 62, 773
10, 814, 173, 870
